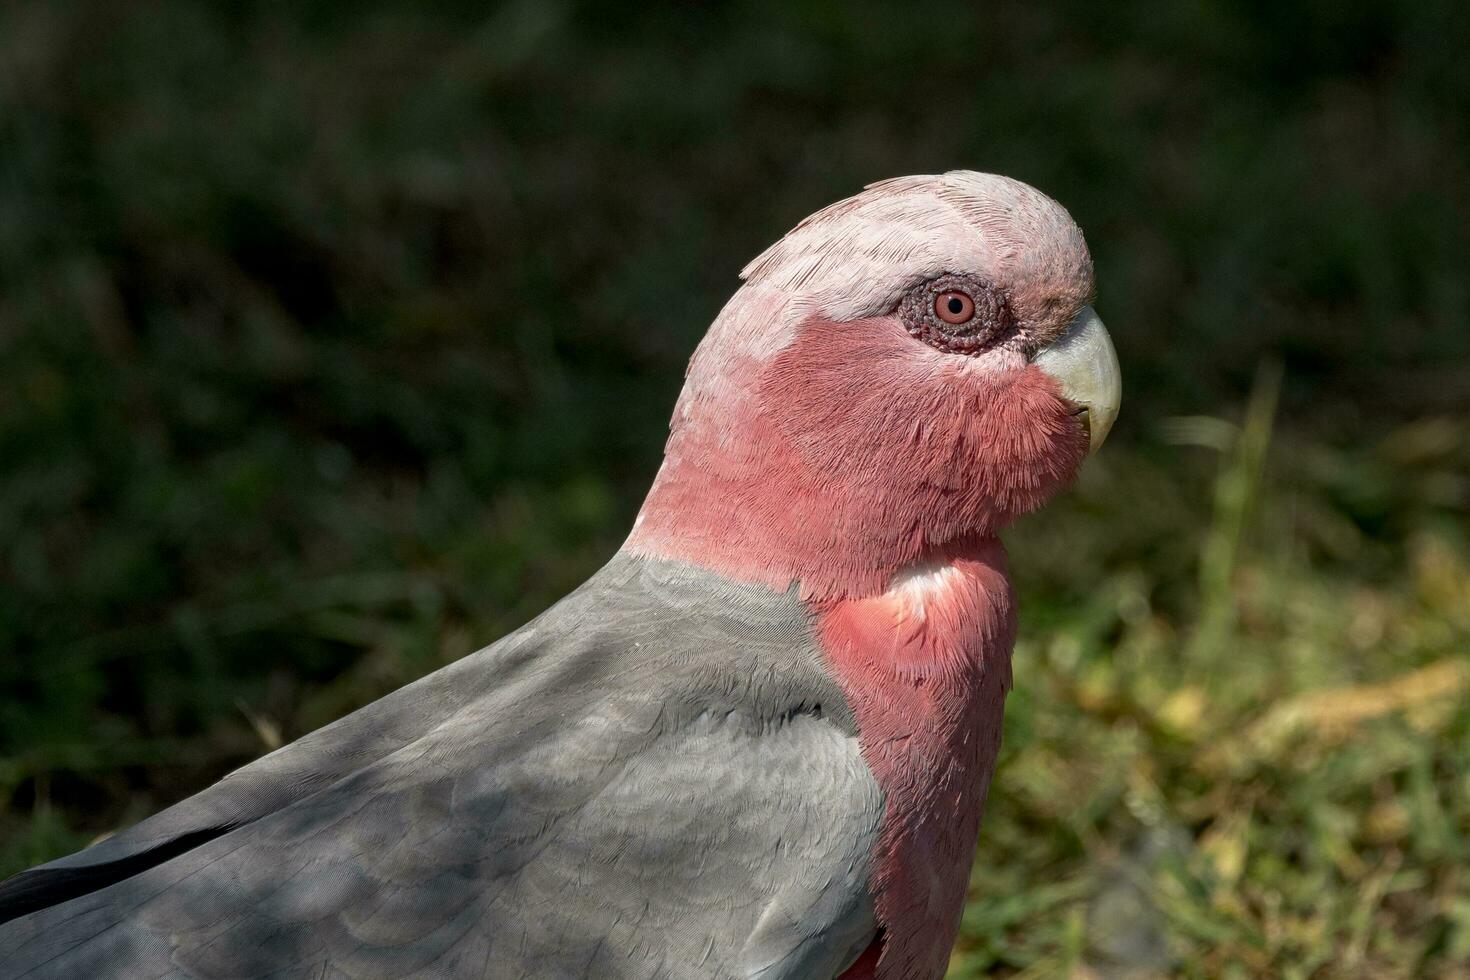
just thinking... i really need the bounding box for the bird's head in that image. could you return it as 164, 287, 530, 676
628, 171, 1121, 600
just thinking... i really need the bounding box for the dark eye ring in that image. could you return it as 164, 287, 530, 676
898, 274, 1014, 355
934, 290, 975, 324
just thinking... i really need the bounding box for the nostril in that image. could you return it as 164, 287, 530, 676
1072, 406, 1092, 440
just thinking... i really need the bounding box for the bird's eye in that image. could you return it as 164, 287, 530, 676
898, 274, 1014, 356
934, 291, 975, 325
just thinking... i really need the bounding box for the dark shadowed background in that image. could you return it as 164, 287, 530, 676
2, 1, 1468, 975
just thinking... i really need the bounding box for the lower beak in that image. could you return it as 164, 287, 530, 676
1032, 305, 1121, 453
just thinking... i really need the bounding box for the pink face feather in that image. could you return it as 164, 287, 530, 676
626, 171, 1116, 980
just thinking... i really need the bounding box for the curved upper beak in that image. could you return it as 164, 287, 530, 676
1032, 305, 1121, 453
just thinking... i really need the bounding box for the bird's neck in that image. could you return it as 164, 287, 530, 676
622, 356, 1008, 602
624, 419, 992, 603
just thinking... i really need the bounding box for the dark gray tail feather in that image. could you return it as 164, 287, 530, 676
0, 824, 236, 926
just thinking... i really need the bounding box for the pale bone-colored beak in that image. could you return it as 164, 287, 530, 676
1032, 305, 1121, 453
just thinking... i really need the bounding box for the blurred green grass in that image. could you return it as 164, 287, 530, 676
1, 1, 1467, 975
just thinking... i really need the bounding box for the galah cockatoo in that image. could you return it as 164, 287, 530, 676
0, 171, 1120, 980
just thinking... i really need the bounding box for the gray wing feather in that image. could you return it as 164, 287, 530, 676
0, 628, 501, 926
0, 554, 881, 980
